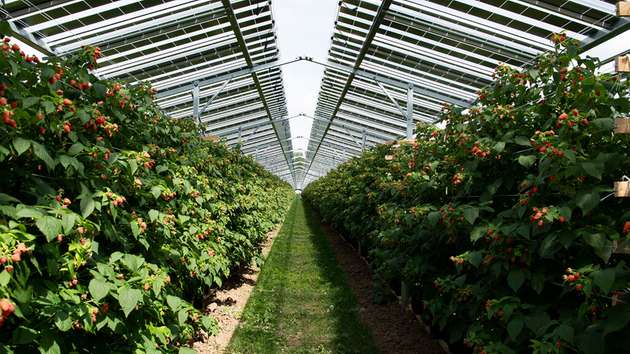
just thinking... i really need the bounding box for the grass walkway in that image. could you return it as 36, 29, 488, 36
227, 197, 379, 354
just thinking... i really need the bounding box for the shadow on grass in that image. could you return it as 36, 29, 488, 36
228, 197, 378, 354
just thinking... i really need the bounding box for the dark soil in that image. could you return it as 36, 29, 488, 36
316, 214, 446, 354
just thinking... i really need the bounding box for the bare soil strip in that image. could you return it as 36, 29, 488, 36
317, 217, 445, 354
192, 226, 281, 354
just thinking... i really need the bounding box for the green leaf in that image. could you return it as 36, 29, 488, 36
166, 295, 182, 312
592, 268, 615, 293
12, 325, 38, 344
54, 309, 72, 332
61, 213, 78, 234
42, 101, 55, 114
130, 221, 140, 237
581, 161, 604, 180
575, 189, 599, 215
462, 206, 479, 224
16, 207, 43, 219
178, 348, 196, 354
583, 233, 613, 263
470, 226, 485, 243
177, 309, 188, 325
22, 97, 40, 109
591, 118, 614, 131
518, 155, 536, 168
493, 141, 506, 153
525, 312, 551, 337
67, 143, 85, 156
118, 287, 142, 318
514, 136, 531, 146
0, 270, 11, 287
129, 159, 138, 175
507, 269, 525, 292
466, 251, 482, 268
12, 137, 31, 155
31, 142, 56, 169
531, 272, 545, 294
88, 279, 110, 302
555, 324, 574, 343
148, 209, 159, 223
121, 254, 144, 272
79, 195, 95, 218
603, 304, 630, 335
39, 336, 61, 354
36, 216, 62, 242
507, 317, 524, 341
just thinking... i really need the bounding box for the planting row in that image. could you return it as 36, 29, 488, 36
0, 33, 293, 354
304, 38, 630, 353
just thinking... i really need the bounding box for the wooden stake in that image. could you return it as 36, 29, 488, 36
617, 1, 630, 16
616, 55, 630, 73
615, 118, 630, 134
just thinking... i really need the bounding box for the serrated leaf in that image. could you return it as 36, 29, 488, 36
493, 141, 506, 152
575, 189, 599, 215
36, 216, 62, 242
581, 161, 604, 179
462, 206, 479, 224
67, 143, 85, 156
518, 155, 536, 168
148, 209, 159, 222
583, 233, 612, 263
12, 137, 31, 156
89, 279, 110, 302
178, 309, 188, 325
80, 197, 95, 218
166, 295, 182, 312
22, 97, 40, 109
61, 213, 77, 234
0, 270, 10, 287
130, 220, 140, 237
514, 136, 531, 146
118, 287, 142, 318
555, 324, 574, 343
54, 309, 72, 332
39, 336, 61, 354
31, 142, 56, 169
507, 317, 524, 341
507, 269, 525, 292
592, 268, 615, 293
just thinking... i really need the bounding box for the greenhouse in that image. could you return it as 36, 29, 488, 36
0, 0, 629, 353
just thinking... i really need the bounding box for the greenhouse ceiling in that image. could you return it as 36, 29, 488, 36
2, 0, 630, 189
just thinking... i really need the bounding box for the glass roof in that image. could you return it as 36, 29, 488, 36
301, 0, 630, 187
2, 0, 629, 189
1, 0, 297, 186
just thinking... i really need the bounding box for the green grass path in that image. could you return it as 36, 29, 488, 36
228, 197, 379, 354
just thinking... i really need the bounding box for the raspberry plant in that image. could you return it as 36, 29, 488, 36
0, 31, 292, 353
304, 37, 630, 354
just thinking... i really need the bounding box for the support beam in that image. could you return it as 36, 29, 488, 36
302, 0, 394, 186
4, 21, 55, 56
376, 81, 406, 116
221, 0, 295, 185
406, 84, 414, 139
200, 78, 231, 118
191, 81, 200, 124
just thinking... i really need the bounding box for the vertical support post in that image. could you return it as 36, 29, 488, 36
361, 128, 367, 151
406, 84, 414, 140
237, 126, 242, 145
192, 81, 200, 123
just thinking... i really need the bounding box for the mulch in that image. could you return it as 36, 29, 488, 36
318, 220, 446, 354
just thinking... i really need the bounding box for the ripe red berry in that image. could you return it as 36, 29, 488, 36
575, 284, 584, 292
3, 37, 10, 43
558, 112, 568, 121
63, 98, 72, 106
0, 97, 6, 106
